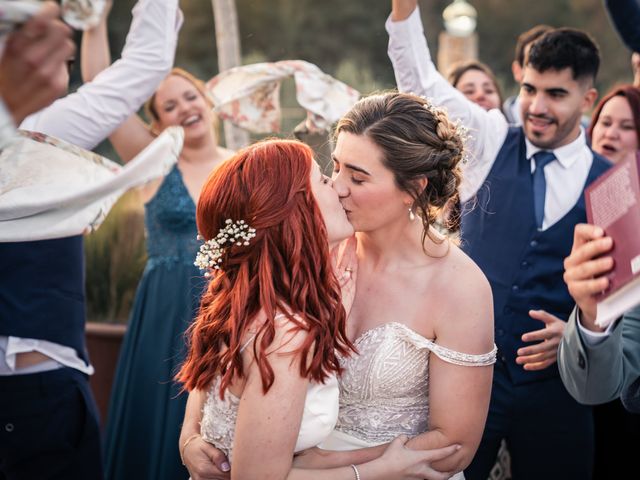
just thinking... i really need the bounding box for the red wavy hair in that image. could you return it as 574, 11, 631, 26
177, 139, 354, 396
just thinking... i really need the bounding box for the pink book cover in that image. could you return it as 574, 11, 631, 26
585, 155, 640, 299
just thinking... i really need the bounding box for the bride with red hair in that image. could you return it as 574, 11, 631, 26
176, 139, 459, 479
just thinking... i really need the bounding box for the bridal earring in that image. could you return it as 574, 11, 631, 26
408, 207, 415, 221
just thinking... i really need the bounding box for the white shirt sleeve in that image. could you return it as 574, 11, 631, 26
19, 0, 182, 150
577, 309, 619, 346
385, 6, 509, 202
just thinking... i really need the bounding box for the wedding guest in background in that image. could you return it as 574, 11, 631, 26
81, 9, 233, 479
502, 24, 553, 125
386, 1, 610, 478
589, 84, 639, 164
447, 60, 503, 112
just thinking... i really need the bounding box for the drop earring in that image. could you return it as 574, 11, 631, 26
408, 207, 415, 221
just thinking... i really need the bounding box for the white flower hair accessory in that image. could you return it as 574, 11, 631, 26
194, 219, 257, 275
421, 96, 471, 164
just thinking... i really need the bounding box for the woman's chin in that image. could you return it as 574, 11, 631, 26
182, 126, 212, 145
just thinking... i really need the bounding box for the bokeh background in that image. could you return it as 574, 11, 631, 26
81, 0, 637, 322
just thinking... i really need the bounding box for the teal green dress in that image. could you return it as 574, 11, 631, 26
104, 165, 204, 480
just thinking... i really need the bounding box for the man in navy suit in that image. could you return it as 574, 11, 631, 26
388, 1, 610, 478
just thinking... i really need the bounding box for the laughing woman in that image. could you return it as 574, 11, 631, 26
80, 11, 233, 480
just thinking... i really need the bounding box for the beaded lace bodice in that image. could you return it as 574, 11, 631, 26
144, 165, 200, 268
335, 322, 497, 445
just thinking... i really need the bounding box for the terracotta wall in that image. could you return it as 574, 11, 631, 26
85, 322, 126, 428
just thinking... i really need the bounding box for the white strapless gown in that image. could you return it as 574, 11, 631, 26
200, 318, 340, 463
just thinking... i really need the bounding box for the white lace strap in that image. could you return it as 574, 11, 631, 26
392, 322, 497, 367
240, 313, 292, 353
239, 332, 258, 353
429, 343, 497, 367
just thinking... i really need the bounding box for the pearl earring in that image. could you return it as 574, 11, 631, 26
408, 207, 415, 221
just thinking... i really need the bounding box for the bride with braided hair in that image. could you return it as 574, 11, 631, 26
182, 93, 496, 480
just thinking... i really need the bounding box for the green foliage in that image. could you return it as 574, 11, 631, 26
85, 192, 147, 323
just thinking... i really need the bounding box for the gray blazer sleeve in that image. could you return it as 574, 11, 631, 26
558, 305, 640, 404
620, 307, 640, 412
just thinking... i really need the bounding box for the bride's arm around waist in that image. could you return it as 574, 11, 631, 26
406, 252, 496, 474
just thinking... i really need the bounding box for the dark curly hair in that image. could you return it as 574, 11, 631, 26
527, 28, 600, 83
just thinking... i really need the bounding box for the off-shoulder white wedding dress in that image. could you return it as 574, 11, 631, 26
321, 322, 497, 480
200, 313, 340, 462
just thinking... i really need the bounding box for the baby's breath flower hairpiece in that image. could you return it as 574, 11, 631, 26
194, 219, 257, 275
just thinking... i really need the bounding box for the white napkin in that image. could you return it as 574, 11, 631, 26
0, 126, 183, 241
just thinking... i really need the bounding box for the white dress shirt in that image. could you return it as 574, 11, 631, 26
0, 0, 182, 376
385, 7, 594, 229
578, 311, 617, 346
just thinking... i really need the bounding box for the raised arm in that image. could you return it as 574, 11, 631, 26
19, 0, 181, 151
80, 0, 156, 162
387, 0, 509, 201
80, 0, 111, 83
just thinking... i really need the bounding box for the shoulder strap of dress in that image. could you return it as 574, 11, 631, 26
391, 323, 497, 367
429, 342, 498, 367
239, 313, 292, 353
239, 332, 258, 353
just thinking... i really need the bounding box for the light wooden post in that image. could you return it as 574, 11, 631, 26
211, 0, 249, 149
437, 31, 478, 76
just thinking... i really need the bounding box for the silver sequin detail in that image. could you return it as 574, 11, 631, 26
335, 322, 496, 444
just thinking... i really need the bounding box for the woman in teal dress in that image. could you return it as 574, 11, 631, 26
104, 163, 204, 480
82, 18, 234, 476
97, 68, 232, 479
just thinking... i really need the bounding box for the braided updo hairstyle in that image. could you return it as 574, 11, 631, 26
335, 91, 465, 246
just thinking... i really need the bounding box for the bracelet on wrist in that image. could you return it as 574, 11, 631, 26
180, 433, 201, 465
350, 463, 361, 480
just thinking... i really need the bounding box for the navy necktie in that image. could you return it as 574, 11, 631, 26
532, 151, 556, 229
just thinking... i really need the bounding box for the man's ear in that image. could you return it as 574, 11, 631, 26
512, 60, 523, 84
582, 87, 598, 114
